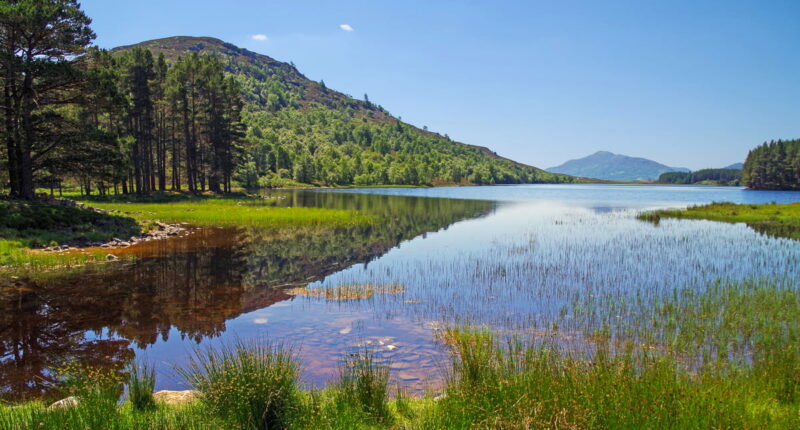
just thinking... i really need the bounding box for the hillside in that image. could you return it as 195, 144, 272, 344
112, 36, 571, 186
546, 151, 689, 181
724, 162, 744, 170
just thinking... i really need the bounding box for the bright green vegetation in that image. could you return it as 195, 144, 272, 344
657, 168, 741, 186
742, 138, 800, 190
3, 279, 800, 429
0, 200, 139, 270
0, 194, 373, 271
88, 199, 375, 229
639, 202, 800, 240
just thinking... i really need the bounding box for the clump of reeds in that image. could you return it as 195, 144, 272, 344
178, 340, 301, 430
334, 348, 393, 425
125, 359, 156, 412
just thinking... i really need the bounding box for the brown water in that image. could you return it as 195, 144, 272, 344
2, 185, 800, 401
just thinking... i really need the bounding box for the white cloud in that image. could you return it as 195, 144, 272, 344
339, 24, 354, 32
251, 34, 268, 41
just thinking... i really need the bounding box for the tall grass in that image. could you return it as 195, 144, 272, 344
334, 348, 393, 425
177, 340, 302, 430
415, 327, 800, 429
2, 319, 800, 428
125, 360, 156, 412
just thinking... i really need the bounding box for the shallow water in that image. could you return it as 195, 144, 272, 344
2, 184, 800, 400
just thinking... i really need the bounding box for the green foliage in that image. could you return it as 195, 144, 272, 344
0, 200, 140, 269
178, 340, 302, 430
743, 139, 800, 190
639, 202, 800, 240
89, 198, 376, 229
334, 349, 393, 425
125, 360, 156, 412
657, 168, 741, 185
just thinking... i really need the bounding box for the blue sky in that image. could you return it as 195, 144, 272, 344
81, 0, 800, 170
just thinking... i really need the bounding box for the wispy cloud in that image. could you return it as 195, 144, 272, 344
251, 34, 268, 41
339, 24, 354, 32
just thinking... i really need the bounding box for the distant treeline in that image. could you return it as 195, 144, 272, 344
742, 139, 800, 191
657, 169, 741, 186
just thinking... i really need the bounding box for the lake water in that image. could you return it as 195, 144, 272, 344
3, 184, 800, 400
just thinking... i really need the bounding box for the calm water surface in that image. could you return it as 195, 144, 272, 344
2, 184, 800, 399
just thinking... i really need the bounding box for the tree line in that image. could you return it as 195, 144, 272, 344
742, 139, 800, 190
657, 168, 741, 186
1, 0, 244, 199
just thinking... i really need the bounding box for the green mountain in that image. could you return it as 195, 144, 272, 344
546, 151, 689, 181
113, 36, 571, 186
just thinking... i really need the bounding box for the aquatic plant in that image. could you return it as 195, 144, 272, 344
334, 348, 393, 425
125, 360, 156, 412
177, 340, 302, 430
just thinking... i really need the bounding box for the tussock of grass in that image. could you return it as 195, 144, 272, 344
639, 202, 800, 239
177, 340, 302, 430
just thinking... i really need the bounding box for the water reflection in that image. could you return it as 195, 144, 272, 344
0, 194, 493, 400
2, 185, 800, 401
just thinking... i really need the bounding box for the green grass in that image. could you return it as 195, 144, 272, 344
0, 194, 374, 272
86, 199, 375, 230
3, 281, 800, 429
0, 200, 140, 271
639, 202, 800, 239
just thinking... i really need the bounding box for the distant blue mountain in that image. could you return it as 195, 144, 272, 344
546, 151, 690, 181
723, 162, 743, 170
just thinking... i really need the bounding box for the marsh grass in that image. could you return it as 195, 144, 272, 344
3, 305, 800, 429
125, 360, 156, 412
639, 202, 800, 240
177, 340, 302, 430
334, 348, 393, 425
415, 327, 800, 429
88, 199, 376, 230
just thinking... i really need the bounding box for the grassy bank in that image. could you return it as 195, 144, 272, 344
87, 199, 375, 229
0, 200, 140, 270
639, 202, 800, 239
0, 194, 374, 272
2, 280, 799, 429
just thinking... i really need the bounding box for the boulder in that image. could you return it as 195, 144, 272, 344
153, 390, 200, 406
48, 396, 79, 410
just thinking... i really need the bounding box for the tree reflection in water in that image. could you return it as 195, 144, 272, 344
0, 192, 494, 400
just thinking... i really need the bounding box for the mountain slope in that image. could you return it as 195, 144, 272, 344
546, 151, 689, 181
724, 162, 743, 170
113, 36, 571, 185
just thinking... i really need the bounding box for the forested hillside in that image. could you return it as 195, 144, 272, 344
742, 139, 800, 190
0, 18, 572, 200
111, 36, 571, 189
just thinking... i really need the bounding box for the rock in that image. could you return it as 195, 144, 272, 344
48, 396, 79, 410
106, 254, 119, 261
153, 390, 200, 406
